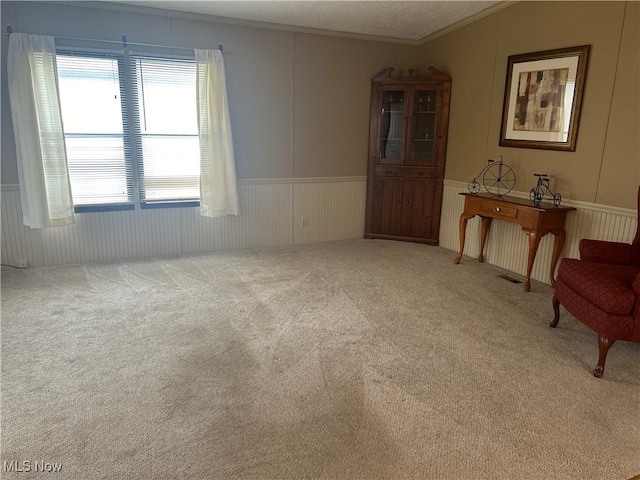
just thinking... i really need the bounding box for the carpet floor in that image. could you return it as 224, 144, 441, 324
1, 239, 639, 479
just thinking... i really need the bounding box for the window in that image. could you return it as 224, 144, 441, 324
56, 50, 199, 211
57, 53, 131, 207
132, 56, 199, 204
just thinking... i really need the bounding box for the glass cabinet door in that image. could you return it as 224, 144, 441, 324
409, 89, 437, 164
379, 90, 405, 162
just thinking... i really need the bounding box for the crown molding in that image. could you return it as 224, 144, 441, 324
419, 1, 518, 45
35, 1, 520, 47
53, 1, 422, 46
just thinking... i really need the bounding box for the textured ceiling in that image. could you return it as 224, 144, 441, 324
110, 1, 502, 42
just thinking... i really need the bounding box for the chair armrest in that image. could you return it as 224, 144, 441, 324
579, 239, 640, 266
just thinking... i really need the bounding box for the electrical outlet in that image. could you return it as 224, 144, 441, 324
301, 216, 308, 227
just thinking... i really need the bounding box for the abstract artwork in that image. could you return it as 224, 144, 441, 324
500, 45, 590, 151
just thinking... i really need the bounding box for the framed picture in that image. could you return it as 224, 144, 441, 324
499, 45, 590, 151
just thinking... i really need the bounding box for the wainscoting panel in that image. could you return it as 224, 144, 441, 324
439, 181, 638, 285
292, 179, 367, 245
3, 179, 634, 275
1, 178, 368, 268
179, 182, 293, 254
1, 189, 46, 268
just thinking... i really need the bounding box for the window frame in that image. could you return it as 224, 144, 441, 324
56, 47, 201, 213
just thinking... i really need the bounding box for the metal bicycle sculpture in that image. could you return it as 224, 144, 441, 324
529, 173, 562, 206
468, 157, 516, 197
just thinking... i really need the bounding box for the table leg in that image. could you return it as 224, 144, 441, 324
549, 228, 566, 287
479, 216, 492, 263
454, 213, 475, 264
524, 230, 543, 292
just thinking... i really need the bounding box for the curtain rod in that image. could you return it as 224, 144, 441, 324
4, 25, 230, 54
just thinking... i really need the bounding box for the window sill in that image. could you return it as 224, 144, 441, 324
141, 201, 200, 209
75, 204, 135, 213
74, 201, 200, 213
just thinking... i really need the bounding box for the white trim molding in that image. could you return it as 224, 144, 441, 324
443, 179, 637, 217
238, 176, 368, 185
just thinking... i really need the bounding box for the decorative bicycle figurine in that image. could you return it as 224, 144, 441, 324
529, 173, 562, 206
468, 156, 516, 197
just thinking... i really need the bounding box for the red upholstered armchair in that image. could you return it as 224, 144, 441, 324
552, 188, 640, 377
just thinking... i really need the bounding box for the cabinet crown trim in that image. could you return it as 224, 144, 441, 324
371, 66, 451, 83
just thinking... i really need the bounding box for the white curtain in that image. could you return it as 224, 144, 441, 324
7, 33, 75, 229
195, 48, 239, 218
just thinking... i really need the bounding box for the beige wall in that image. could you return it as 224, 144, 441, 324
3, 1, 637, 209
292, 34, 416, 178
419, 1, 639, 210
599, 1, 639, 208
0, 1, 418, 183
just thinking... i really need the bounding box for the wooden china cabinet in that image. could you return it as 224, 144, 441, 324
364, 67, 451, 245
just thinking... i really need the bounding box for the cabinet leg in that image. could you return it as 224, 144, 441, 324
454, 213, 474, 264
524, 230, 542, 292
479, 216, 492, 263
551, 295, 560, 328
549, 229, 566, 288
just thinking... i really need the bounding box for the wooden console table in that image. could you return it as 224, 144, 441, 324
453, 193, 575, 292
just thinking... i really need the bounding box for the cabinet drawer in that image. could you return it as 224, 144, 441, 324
374, 166, 435, 179
479, 201, 518, 219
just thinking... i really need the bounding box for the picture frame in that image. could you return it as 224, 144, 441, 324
499, 45, 590, 151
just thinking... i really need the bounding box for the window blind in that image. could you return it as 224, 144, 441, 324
130, 54, 199, 204
56, 52, 133, 206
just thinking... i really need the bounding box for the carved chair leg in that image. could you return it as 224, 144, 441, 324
550, 295, 560, 328
594, 335, 616, 378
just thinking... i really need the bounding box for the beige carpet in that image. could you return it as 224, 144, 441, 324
1, 239, 639, 479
